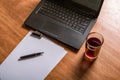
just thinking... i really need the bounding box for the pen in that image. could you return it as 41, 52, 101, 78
18, 52, 44, 61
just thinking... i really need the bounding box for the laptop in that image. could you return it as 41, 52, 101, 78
24, 0, 104, 49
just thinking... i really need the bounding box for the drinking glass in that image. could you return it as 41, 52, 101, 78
84, 32, 104, 61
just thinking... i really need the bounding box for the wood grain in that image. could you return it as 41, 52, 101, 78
0, 0, 120, 80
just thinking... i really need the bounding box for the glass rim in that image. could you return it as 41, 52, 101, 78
86, 32, 104, 48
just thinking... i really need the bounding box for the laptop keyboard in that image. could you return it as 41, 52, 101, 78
38, 0, 92, 34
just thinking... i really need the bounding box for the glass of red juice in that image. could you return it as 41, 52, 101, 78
85, 32, 104, 61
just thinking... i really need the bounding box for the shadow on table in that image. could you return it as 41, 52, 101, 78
72, 54, 96, 80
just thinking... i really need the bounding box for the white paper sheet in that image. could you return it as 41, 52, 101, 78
0, 31, 66, 80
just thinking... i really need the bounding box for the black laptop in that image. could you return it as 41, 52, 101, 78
24, 0, 104, 49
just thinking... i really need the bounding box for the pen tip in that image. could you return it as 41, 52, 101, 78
18, 58, 21, 61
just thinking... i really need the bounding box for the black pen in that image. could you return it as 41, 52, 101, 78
18, 52, 44, 61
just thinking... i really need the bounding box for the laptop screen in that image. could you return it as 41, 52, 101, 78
71, 0, 102, 11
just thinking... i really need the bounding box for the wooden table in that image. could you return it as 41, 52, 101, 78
0, 0, 120, 80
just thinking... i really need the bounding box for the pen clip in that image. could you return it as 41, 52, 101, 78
30, 31, 43, 39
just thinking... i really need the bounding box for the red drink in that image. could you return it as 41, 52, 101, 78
85, 37, 102, 60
